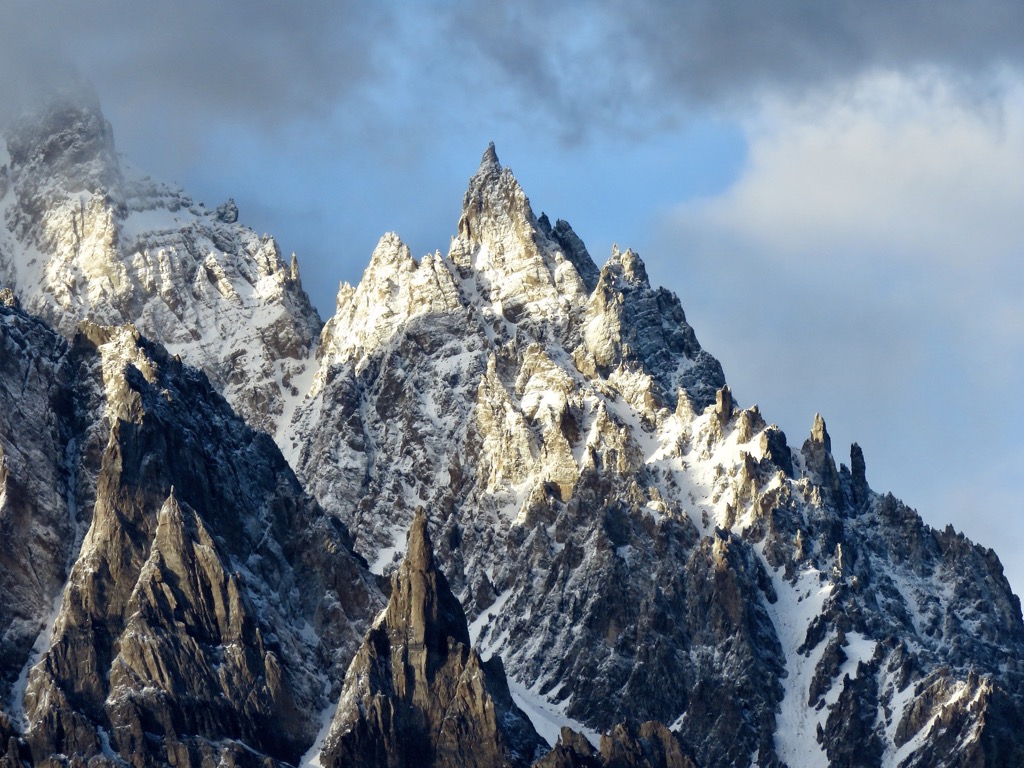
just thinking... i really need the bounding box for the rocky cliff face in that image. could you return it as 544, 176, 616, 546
0, 302, 381, 767
0, 298, 76, 713
322, 509, 544, 768
1, 96, 1023, 768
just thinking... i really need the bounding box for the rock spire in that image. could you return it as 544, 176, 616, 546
321, 509, 544, 768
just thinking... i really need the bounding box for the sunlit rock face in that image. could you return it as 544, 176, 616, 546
0, 90, 322, 435
292, 144, 1024, 767
1, 94, 1023, 768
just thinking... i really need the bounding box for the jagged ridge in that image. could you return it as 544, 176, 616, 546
0, 302, 382, 767
291, 145, 1024, 767
0, 98, 1022, 768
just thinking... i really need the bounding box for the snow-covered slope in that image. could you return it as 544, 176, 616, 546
0, 89, 321, 435
1, 95, 1022, 768
289, 145, 1024, 767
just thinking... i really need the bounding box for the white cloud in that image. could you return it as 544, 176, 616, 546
682, 69, 1024, 266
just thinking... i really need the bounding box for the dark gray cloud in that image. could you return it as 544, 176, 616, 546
443, 0, 1024, 137
0, 2, 391, 130
5, 1, 1022, 154
612, 0, 1024, 92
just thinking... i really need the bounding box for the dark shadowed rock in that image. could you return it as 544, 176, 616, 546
538, 214, 601, 294
0, 313, 381, 768
321, 509, 544, 768
801, 413, 841, 497
849, 443, 868, 507
533, 722, 697, 768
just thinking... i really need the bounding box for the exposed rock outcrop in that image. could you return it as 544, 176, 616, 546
0, 307, 382, 767
534, 723, 697, 768
321, 509, 544, 768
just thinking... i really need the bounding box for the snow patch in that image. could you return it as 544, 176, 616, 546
508, 679, 599, 748
9, 586, 66, 728
274, 344, 319, 464
761, 562, 834, 768
370, 527, 409, 576
469, 589, 513, 647
298, 699, 340, 767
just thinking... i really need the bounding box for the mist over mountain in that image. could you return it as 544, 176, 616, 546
0, 93, 1022, 768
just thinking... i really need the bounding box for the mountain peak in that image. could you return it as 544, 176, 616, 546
322, 509, 544, 767
601, 245, 651, 290
478, 141, 501, 177
384, 507, 470, 648
0, 91, 323, 437
450, 144, 594, 343
405, 507, 436, 578
810, 412, 831, 451
457, 141, 527, 244
4, 82, 121, 200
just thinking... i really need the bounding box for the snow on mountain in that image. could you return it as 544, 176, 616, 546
0, 89, 321, 435
1, 95, 1022, 768
287, 145, 1024, 767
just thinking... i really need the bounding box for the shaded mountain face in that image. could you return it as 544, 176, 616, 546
1, 99, 1024, 768
321, 510, 702, 768
0, 300, 382, 767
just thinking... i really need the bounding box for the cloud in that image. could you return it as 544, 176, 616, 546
688, 72, 1024, 260
0, 2, 390, 132
646, 70, 1024, 568
609, 1, 1024, 98
661, 70, 1024, 358
5, 1, 1024, 158
439, 0, 1024, 139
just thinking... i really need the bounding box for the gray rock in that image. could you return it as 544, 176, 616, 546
215, 198, 239, 223
321, 509, 544, 768
0, 311, 381, 767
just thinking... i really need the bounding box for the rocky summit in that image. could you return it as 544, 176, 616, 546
321, 509, 544, 768
1, 93, 1023, 768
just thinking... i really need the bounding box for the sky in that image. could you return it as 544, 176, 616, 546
1, 2, 1023, 594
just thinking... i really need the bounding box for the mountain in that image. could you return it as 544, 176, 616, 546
2, 94, 1023, 767
0, 298, 381, 766
289, 144, 1024, 766
0, 88, 321, 436
321, 508, 545, 768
